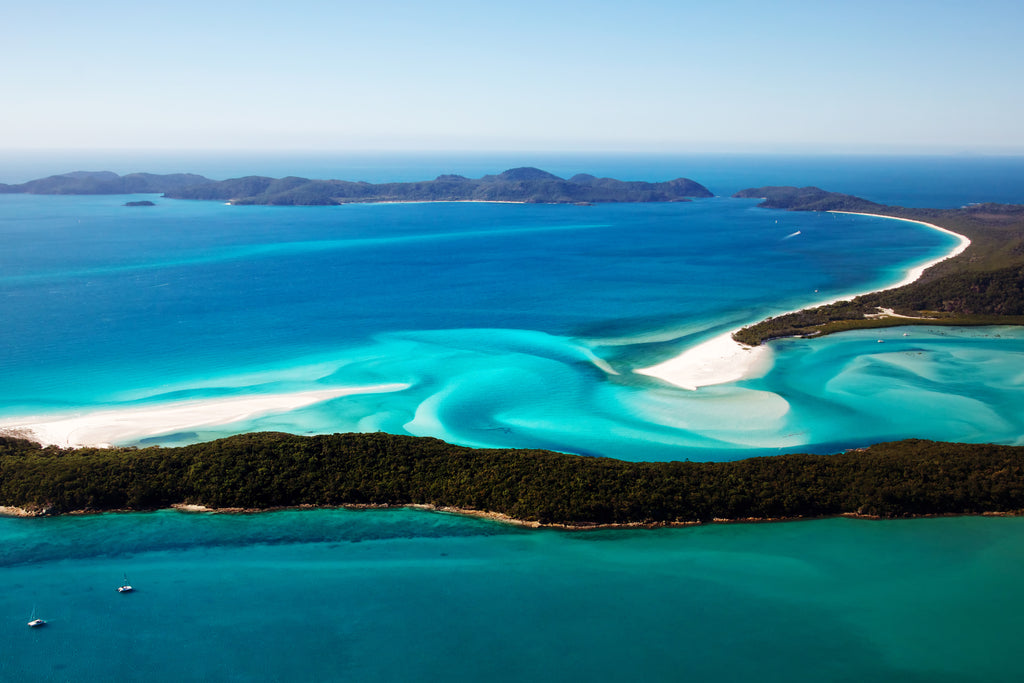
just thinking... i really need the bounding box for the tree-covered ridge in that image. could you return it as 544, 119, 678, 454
732, 186, 885, 212
3, 432, 1023, 525
162, 167, 714, 205
731, 187, 1024, 345
0, 168, 714, 205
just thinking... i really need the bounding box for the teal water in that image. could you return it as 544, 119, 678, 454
3, 509, 1024, 682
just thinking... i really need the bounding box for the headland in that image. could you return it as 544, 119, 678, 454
639, 189, 1024, 388
728, 188, 1024, 346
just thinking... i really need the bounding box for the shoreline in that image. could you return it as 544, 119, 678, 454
635, 211, 972, 390
0, 384, 408, 449
226, 199, 530, 206
344, 199, 528, 205
1, 500, 1017, 530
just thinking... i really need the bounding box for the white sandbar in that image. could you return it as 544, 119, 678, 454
0, 384, 408, 448
635, 332, 773, 391
636, 212, 971, 390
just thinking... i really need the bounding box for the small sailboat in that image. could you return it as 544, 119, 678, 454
27, 607, 46, 628
117, 574, 134, 593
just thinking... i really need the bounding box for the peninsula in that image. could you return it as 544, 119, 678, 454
0, 168, 714, 205
729, 187, 1024, 345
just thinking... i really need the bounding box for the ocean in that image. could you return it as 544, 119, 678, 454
2, 152, 1024, 680
5, 510, 1024, 682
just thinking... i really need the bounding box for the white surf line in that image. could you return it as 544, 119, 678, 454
636, 212, 971, 390
0, 384, 409, 448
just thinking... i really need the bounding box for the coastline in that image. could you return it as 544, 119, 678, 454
226, 199, 529, 206
0, 384, 408, 449
2, 500, 1017, 531
345, 199, 527, 205
5, 431, 1024, 530
635, 211, 972, 390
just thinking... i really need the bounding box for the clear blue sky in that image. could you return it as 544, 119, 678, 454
3, 0, 1023, 153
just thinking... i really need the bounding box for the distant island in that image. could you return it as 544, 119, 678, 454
0, 170, 211, 195
0, 167, 714, 205
124, 200, 155, 207
731, 187, 1024, 344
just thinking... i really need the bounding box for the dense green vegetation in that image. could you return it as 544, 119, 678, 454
0, 168, 713, 205
3, 432, 1023, 525
732, 188, 1024, 345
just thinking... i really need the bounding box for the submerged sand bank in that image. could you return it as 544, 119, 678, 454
0, 384, 408, 449
636, 212, 972, 390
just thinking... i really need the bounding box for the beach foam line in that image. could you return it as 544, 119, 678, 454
636, 212, 971, 390
0, 384, 409, 448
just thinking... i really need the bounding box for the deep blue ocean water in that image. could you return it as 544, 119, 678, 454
2, 153, 1024, 680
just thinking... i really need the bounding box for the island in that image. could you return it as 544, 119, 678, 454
2, 432, 1024, 526
730, 187, 1024, 345
124, 200, 155, 207
0, 170, 212, 195
0, 168, 714, 205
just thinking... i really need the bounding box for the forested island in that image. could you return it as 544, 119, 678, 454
0, 168, 713, 205
732, 187, 1024, 344
3, 432, 1024, 526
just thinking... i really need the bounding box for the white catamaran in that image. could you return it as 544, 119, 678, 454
27, 607, 46, 628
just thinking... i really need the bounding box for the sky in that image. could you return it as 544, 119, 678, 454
3, 0, 1024, 154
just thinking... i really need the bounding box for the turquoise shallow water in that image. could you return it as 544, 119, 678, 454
0, 191, 1006, 459
3, 509, 1024, 683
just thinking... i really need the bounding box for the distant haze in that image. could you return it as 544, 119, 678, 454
3, 0, 1023, 153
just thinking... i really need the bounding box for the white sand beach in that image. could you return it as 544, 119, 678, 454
0, 384, 408, 448
636, 213, 971, 390
635, 332, 773, 391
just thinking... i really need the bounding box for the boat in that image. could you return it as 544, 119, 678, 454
27, 607, 46, 628
117, 574, 134, 593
